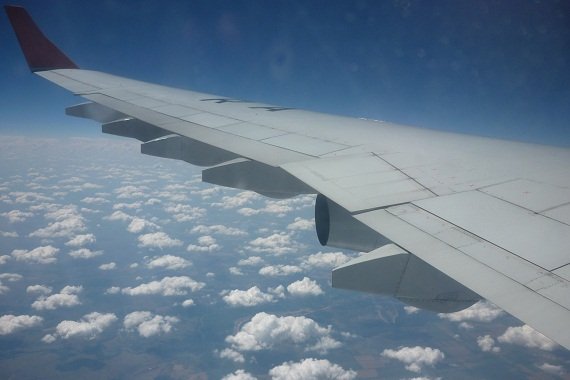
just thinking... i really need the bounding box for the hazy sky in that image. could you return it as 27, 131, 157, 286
2, 0, 569, 145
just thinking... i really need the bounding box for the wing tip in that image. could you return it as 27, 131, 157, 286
5, 4, 79, 72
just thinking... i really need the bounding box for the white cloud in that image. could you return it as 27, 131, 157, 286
438, 301, 504, 323
31, 285, 82, 310
287, 217, 315, 231
269, 358, 357, 380
115, 185, 149, 199
127, 217, 159, 233
0, 255, 10, 265
146, 255, 191, 270
0, 314, 43, 335
138, 232, 182, 249
186, 235, 220, 252
65, 234, 95, 247
105, 286, 121, 295
53, 312, 117, 340
99, 262, 116, 270
2, 210, 33, 223
105, 210, 132, 222
248, 233, 296, 255
259, 265, 302, 277
81, 196, 108, 204
42, 334, 56, 344
287, 277, 323, 297
404, 306, 420, 315
29, 205, 85, 238
123, 311, 179, 337
381, 346, 445, 373
26, 284, 52, 295
300, 252, 350, 269
190, 224, 247, 236
0, 273, 22, 282
213, 191, 260, 209
0, 231, 18, 238
538, 363, 564, 376
181, 299, 195, 308
229, 267, 244, 275
11, 246, 60, 264
225, 312, 341, 355
498, 325, 558, 351
113, 202, 142, 210
221, 369, 256, 380
222, 286, 275, 307
0, 282, 9, 295
164, 204, 206, 222
477, 335, 500, 353
237, 256, 264, 266
68, 248, 103, 259
218, 348, 245, 363
122, 276, 205, 296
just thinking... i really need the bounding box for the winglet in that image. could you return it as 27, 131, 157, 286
5, 5, 78, 71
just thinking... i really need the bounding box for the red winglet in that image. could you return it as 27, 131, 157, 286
5, 5, 78, 72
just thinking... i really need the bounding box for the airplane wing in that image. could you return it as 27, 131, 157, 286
6, 5, 570, 350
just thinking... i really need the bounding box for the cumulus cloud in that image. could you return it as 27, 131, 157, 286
164, 204, 206, 222
65, 234, 95, 247
2, 210, 33, 223
237, 256, 264, 266
26, 284, 52, 295
477, 335, 500, 353
269, 358, 357, 380
31, 285, 82, 310
404, 306, 420, 315
498, 325, 558, 351
221, 369, 257, 380
127, 217, 159, 233
0, 255, 10, 265
29, 205, 86, 238
259, 265, 302, 277
213, 191, 259, 209
115, 185, 149, 199
122, 276, 205, 296
225, 312, 341, 355
138, 232, 182, 249
287, 277, 323, 297
218, 348, 245, 363
0, 273, 22, 282
146, 255, 191, 270
0, 231, 18, 238
105, 210, 132, 222
190, 224, 247, 236
105, 286, 121, 295
538, 363, 564, 376
222, 286, 275, 307
0, 314, 43, 335
229, 267, 244, 276
381, 346, 445, 373
81, 196, 108, 204
186, 235, 220, 252
248, 233, 296, 255
287, 217, 315, 231
300, 252, 350, 269
181, 299, 195, 308
52, 312, 117, 340
99, 262, 116, 270
438, 301, 504, 323
11, 246, 60, 264
123, 311, 179, 337
68, 248, 103, 259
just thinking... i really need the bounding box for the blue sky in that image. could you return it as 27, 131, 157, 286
2, 0, 570, 145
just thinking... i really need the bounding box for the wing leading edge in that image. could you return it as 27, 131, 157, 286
6, 6, 570, 350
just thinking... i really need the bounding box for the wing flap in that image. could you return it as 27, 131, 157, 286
355, 206, 570, 350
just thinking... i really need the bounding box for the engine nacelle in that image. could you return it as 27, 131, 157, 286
315, 194, 388, 252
